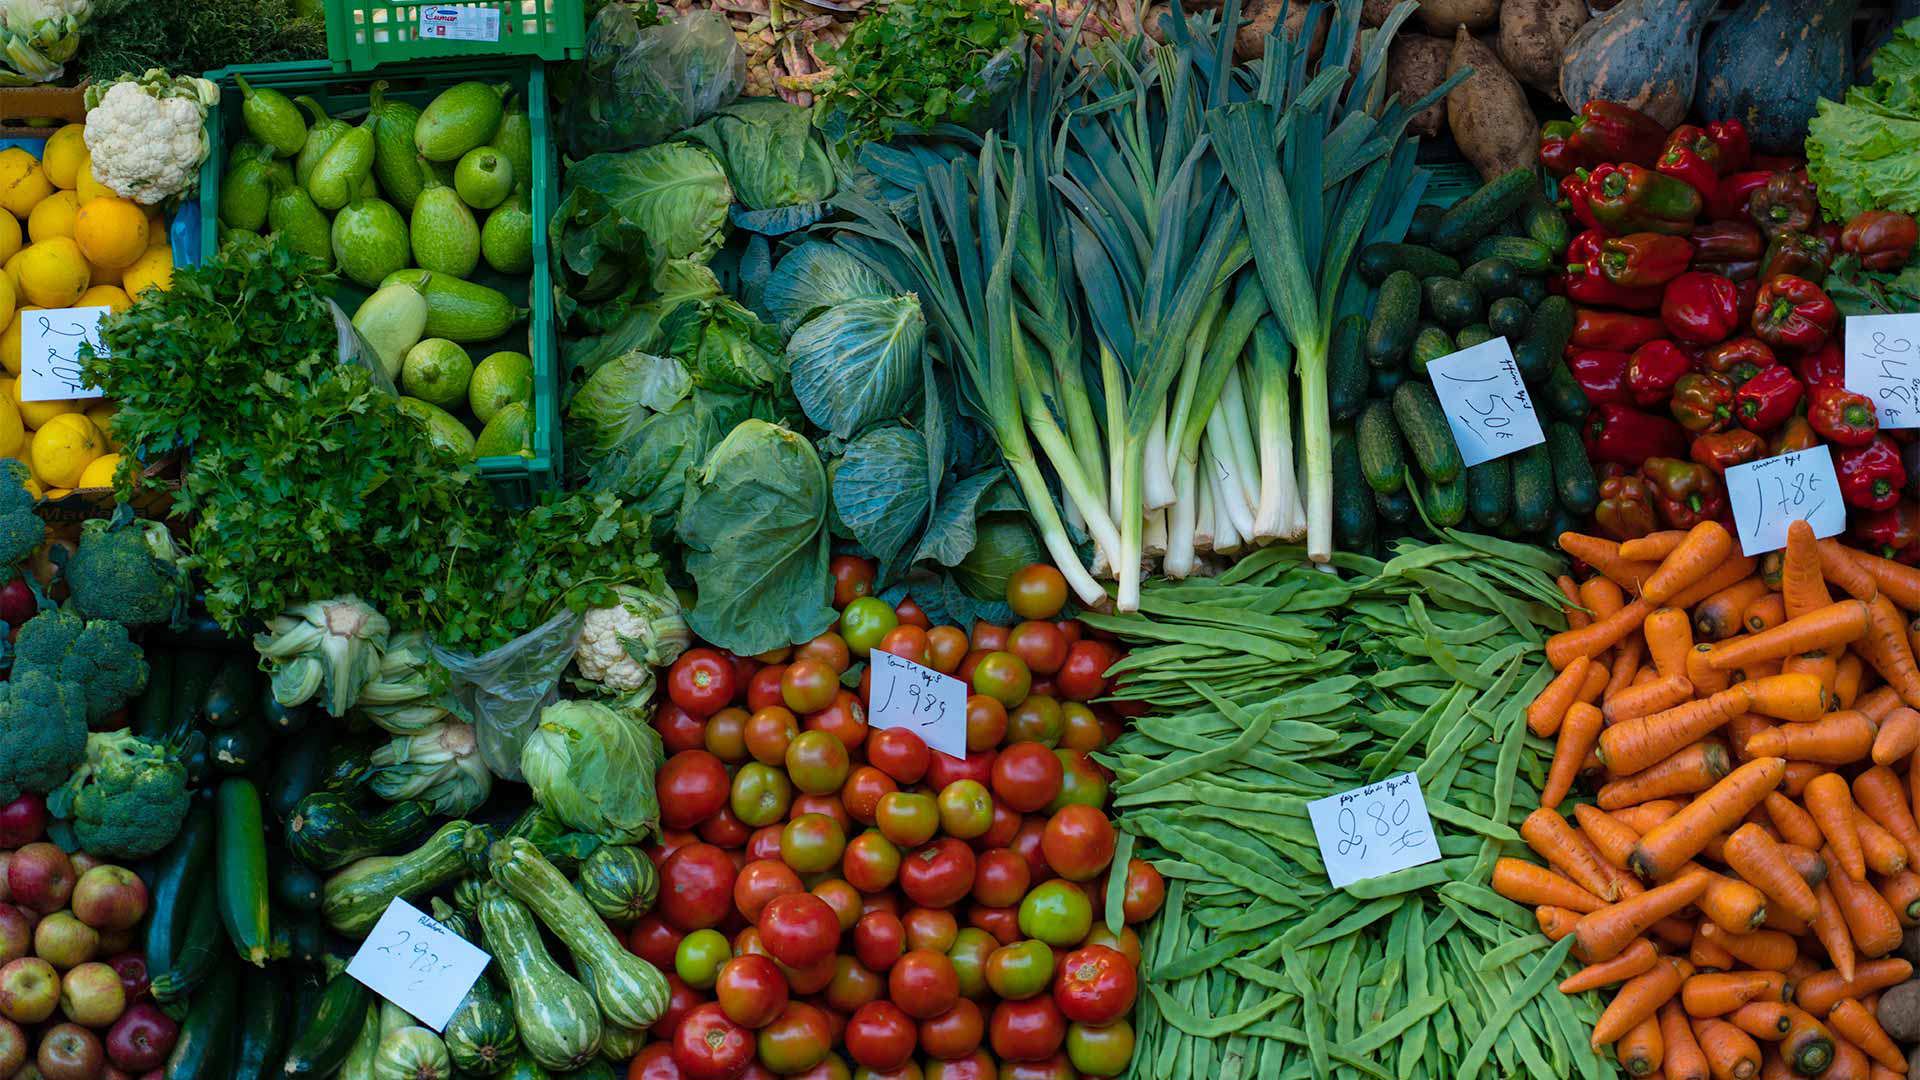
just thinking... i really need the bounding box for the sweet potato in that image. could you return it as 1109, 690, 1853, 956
1879, 978, 1920, 1043
1389, 34, 1451, 139
1416, 0, 1497, 35
1497, 0, 1588, 98
1231, 0, 1326, 60
1361, 0, 1396, 26
1445, 28, 1540, 181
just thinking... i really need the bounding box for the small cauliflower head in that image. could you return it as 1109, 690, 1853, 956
576, 585, 690, 693
83, 69, 219, 205
0, 0, 91, 81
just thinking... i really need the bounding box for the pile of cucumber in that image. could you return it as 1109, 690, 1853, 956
1328, 167, 1596, 551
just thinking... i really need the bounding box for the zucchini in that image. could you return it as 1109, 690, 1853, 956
380, 269, 528, 343
1368, 364, 1406, 398
1515, 275, 1549, 307
284, 973, 376, 1078
1326, 314, 1368, 422
340, 1003, 384, 1080
1422, 276, 1483, 330
1354, 402, 1406, 494
1540, 359, 1591, 421
576, 845, 659, 927
1330, 434, 1376, 552
215, 777, 272, 965
1462, 258, 1518, 299
1514, 296, 1575, 385
210, 720, 269, 775
1547, 421, 1600, 515
282, 907, 327, 966
501, 1055, 555, 1080
164, 961, 238, 1079
1465, 459, 1514, 529
1373, 486, 1414, 526
480, 884, 604, 1070
1391, 382, 1463, 484
1364, 271, 1421, 366
1467, 235, 1555, 274
287, 791, 435, 870
134, 646, 176, 739
275, 858, 326, 913
268, 730, 336, 822
1487, 297, 1531, 341
1407, 204, 1444, 245
1356, 243, 1460, 284
1454, 324, 1494, 351
323, 820, 489, 936
1431, 169, 1535, 253
168, 650, 220, 737
1421, 474, 1468, 528
263, 687, 311, 735
1510, 443, 1556, 533
232, 965, 290, 1080
150, 875, 220, 1005
144, 802, 214, 983
1523, 190, 1572, 255
1409, 325, 1454, 375
203, 654, 259, 728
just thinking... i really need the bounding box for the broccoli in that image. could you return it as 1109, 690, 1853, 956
13, 609, 149, 724
0, 668, 88, 803
46, 730, 189, 860
64, 518, 188, 628
0, 460, 44, 571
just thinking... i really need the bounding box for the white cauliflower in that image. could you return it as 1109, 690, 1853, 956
83, 69, 219, 205
575, 585, 691, 692
0, 0, 91, 84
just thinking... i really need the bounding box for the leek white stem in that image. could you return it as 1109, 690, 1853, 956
1194, 461, 1216, 554
1218, 363, 1263, 511
1250, 324, 1296, 543
1205, 409, 1257, 542
1162, 452, 1199, 579
1210, 465, 1242, 555
1012, 334, 1123, 569
1144, 506, 1167, 558
1143, 404, 1175, 510
1114, 435, 1144, 612
1103, 346, 1127, 527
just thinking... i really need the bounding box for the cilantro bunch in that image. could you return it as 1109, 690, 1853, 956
819, 0, 1037, 149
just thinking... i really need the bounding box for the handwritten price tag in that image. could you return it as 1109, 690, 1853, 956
20, 307, 108, 402
1845, 313, 1920, 429
1306, 772, 1442, 889
867, 650, 967, 759
1424, 338, 1545, 467
1726, 445, 1846, 557
345, 898, 490, 1031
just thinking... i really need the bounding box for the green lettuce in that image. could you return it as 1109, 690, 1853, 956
682, 99, 834, 234
1808, 16, 1920, 219
551, 145, 733, 319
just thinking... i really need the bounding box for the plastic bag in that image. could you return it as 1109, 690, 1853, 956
432, 611, 583, 780
326, 298, 400, 397
566, 5, 747, 157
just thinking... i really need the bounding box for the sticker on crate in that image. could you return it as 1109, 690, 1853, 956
346, 897, 490, 1031
1726, 445, 1846, 557
20, 306, 109, 402
418, 6, 503, 42
1306, 771, 1442, 889
866, 650, 968, 759
1843, 312, 1920, 429
1423, 337, 1544, 467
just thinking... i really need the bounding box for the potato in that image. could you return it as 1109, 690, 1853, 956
1416, 0, 1496, 35
1361, 0, 1397, 26
1497, 0, 1588, 98
1446, 27, 1539, 182
1880, 979, 1920, 1044
1389, 35, 1451, 139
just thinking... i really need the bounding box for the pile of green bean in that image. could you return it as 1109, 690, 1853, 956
1085, 534, 1615, 1080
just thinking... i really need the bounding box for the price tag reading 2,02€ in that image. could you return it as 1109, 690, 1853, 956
346, 898, 490, 1031
1726, 445, 1847, 557
1306, 772, 1442, 889
867, 650, 968, 759
1845, 312, 1920, 429
1424, 337, 1545, 467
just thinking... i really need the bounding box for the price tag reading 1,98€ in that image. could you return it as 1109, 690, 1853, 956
346, 898, 490, 1031
1726, 445, 1847, 557
1423, 337, 1545, 467
866, 650, 968, 760
1306, 772, 1442, 889
1844, 312, 1920, 429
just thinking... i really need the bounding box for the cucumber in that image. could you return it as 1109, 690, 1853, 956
134, 646, 176, 739
284, 973, 377, 1078
216, 778, 272, 965
380, 269, 528, 343
1409, 325, 1454, 374
1540, 359, 1591, 421
1510, 443, 1556, 533
165, 961, 238, 1079
1422, 277, 1483, 330
1392, 382, 1463, 484
1365, 271, 1421, 366
1326, 314, 1367, 422
1356, 243, 1461, 284
1462, 258, 1518, 299
1431, 169, 1535, 253
1523, 190, 1572, 255
1369, 364, 1406, 398
1331, 434, 1376, 552
1514, 296, 1575, 385
1407, 204, 1444, 245
1421, 474, 1467, 528
1488, 297, 1531, 340
144, 803, 214, 983
235, 75, 307, 157
151, 883, 219, 1005
1515, 276, 1549, 307
1546, 421, 1599, 514
1468, 236, 1555, 274
1465, 459, 1514, 529
1454, 324, 1494, 351
203, 654, 258, 728
232, 966, 290, 1080
1354, 401, 1406, 494
1374, 486, 1414, 526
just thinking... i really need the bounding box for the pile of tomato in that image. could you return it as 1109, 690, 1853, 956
628, 560, 1165, 1080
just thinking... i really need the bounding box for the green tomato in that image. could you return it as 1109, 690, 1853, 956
675, 928, 732, 989
731, 761, 794, 827
983, 938, 1054, 1000
838, 596, 899, 657
1068, 1018, 1135, 1075
971, 650, 1032, 708
1049, 749, 1109, 811
948, 927, 997, 1000
1018, 880, 1092, 947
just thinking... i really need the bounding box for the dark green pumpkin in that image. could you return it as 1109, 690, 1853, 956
284, 791, 436, 870
444, 976, 519, 1076
575, 844, 659, 926
1559, 0, 1716, 127
1695, 0, 1861, 154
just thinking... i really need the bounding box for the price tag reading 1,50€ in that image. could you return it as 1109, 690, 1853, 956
1726, 445, 1847, 557
1306, 772, 1442, 890
1845, 312, 1920, 429
867, 650, 968, 760
19, 306, 108, 403
346, 898, 490, 1032
1423, 337, 1545, 467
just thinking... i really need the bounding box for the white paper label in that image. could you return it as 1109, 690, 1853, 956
1424, 338, 1545, 467
866, 650, 968, 759
1726, 445, 1846, 557
345, 898, 490, 1031
418, 5, 502, 41
1307, 772, 1442, 889
20, 306, 108, 402
1845, 313, 1920, 429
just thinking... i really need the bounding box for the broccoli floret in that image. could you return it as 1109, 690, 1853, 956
0, 669, 87, 803
46, 730, 189, 860
13, 609, 149, 724
64, 518, 187, 628
0, 460, 44, 571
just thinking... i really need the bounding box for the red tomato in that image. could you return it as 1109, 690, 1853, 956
659, 751, 730, 830
1049, 749, 1108, 812
970, 652, 1031, 707
919, 999, 985, 1060
1006, 697, 1063, 747
787, 1055, 853, 1080
781, 814, 847, 874
925, 750, 994, 790
977, 799, 1022, 850
970, 622, 1010, 652
860, 892, 901, 919
1055, 620, 1084, 645
1057, 704, 1104, 753
956, 649, 990, 688
777, 951, 838, 996
874, 621, 930, 663
854, 910, 907, 972
629, 1042, 684, 1080
651, 973, 707, 1040
795, 633, 852, 674
990, 997, 1067, 1063
902, 908, 958, 954
699, 805, 753, 849
964, 696, 1007, 753
967, 905, 1020, 946
790, 794, 851, 833
971, 849, 1032, 908
1053, 945, 1136, 1026
813, 878, 863, 931
1122, 859, 1166, 924
745, 707, 800, 766
1042, 806, 1116, 882
888, 949, 960, 1020
674, 1002, 754, 1080
923, 1050, 994, 1080
996, 1053, 1076, 1080
900, 839, 976, 909
842, 830, 902, 894
786, 730, 852, 796
875, 792, 939, 848
715, 955, 789, 1029
844, 1001, 918, 1071
651, 829, 700, 870
657, 703, 709, 754
832, 556, 877, 607
733, 859, 803, 923
662, 843, 739, 931
1010, 819, 1052, 882
630, 914, 686, 969
757, 1001, 835, 1075
748, 665, 789, 711
1006, 565, 1068, 620
783, 659, 841, 715
671, 650, 740, 718
841, 766, 897, 825
991, 743, 1064, 814
825, 954, 885, 1013
866, 728, 931, 785
1055, 641, 1116, 702
895, 597, 933, 629
746, 827, 784, 863
759, 893, 841, 969
1006, 621, 1067, 676
927, 626, 970, 674
706, 706, 750, 762
805, 691, 869, 751
947, 928, 996, 1000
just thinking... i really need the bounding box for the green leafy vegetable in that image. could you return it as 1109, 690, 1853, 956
1808, 16, 1920, 219
520, 699, 664, 846
789, 294, 925, 439
550, 145, 733, 316
758, 240, 887, 334
831, 424, 932, 581
682, 98, 833, 232
817, 0, 1036, 149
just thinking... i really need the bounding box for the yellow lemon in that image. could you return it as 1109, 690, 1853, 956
2, 307, 37, 378
145, 211, 167, 248
3, 251, 22, 296
74, 197, 146, 269
40, 125, 84, 190
76, 452, 118, 489
14, 377, 76, 430
121, 246, 171, 297
84, 401, 115, 449
0, 209, 22, 269
0, 276, 18, 340
0, 149, 52, 220
41, 487, 68, 500
74, 152, 111, 206
0, 395, 25, 459
87, 258, 120, 287
75, 284, 128, 313
29, 412, 99, 488
17, 237, 88, 308
26, 190, 76, 243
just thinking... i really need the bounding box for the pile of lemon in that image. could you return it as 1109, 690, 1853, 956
0, 124, 176, 500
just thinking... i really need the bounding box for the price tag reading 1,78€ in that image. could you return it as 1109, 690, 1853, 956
1845, 312, 1920, 429
1423, 337, 1545, 467
1306, 772, 1442, 889
1726, 445, 1847, 557
346, 898, 490, 1031
866, 650, 968, 760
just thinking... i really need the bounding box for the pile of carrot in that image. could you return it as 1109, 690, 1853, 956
1502, 519, 1920, 1079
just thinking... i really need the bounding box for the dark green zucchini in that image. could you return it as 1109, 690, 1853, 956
203, 654, 260, 728
216, 778, 272, 965
151, 883, 220, 1006
165, 960, 238, 1079
275, 858, 326, 912
145, 803, 214, 985
286, 791, 435, 870
263, 679, 311, 734
232, 965, 289, 1080
134, 646, 176, 739
268, 730, 337, 822
168, 650, 220, 735
283, 972, 376, 1077
210, 719, 270, 774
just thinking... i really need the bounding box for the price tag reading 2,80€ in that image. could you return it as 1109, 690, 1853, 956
1306, 772, 1442, 889
1845, 312, 1920, 429
867, 650, 968, 760
346, 898, 490, 1031
1726, 445, 1847, 557
1424, 338, 1545, 467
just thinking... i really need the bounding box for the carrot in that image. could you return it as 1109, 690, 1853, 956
1745, 593, 1787, 634
1765, 792, 1824, 850
1691, 643, 1735, 696
1698, 869, 1771, 936
1645, 606, 1697, 679
1562, 937, 1662, 993
1586, 575, 1629, 620
1692, 933, 1737, 973
1743, 710, 1877, 764
1631, 759, 1788, 882
1828, 999, 1906, 1071
1673, 558, 1762, 612
1646, 522, 1736, 604
1655, 915, 1700, 949
1538, 904, 1580, 941
1784, 521, 1834, 620
1559, 573, 1592, 631
1696, 921, 1798, 972
1696, 578, 1774, 642
1620, 1011, 1667, 1077
1583, 829, 1648, 900
1609, 631, 1645, 701
1870, 708, 1920, 766
1729, 1004, 1836, 1076
1708, 601, 1873, 671
1871, 1064, 1906, 1080
1492, 856, 1607, 913
1597, 957, 1691, 1046
1545, 703, 1605, 810
1828, 1036, 1873, 1080
1836, 651, 1866, 709
1723, 822, 1821, 923
1551, 598, 1655, 670
1817, 540, 1883, 603
1695, 1017, 1762, 1080
1864, 593, 1920, 708
1781, 843, 1830, 890
1824, 848, 1904, 958
1562, 532, 1660, 594
1796, 960, 1915, 1017
1582, 658, 1614, 704
1741, 659, 1787, 683
1807, 774, 1868, 882
1663, 999, 1711, 1080
1685, 972, 1793, 1017
1616, 800, 1685, 834
1815, 880, 1860, 983
1607, 675, 1703, 726
1838, 543, 1920, 610
1578, 867, 1715, 963
1529, 655, 1591, 738
1878, 869, 1920, 925
1600, 742, 1734, 809
1739, 673, 1832, 724
1858, 686, 1905, 724
1636, 667, 1662, 687
1853, 811, 1908, 876
1525, 807, 1627, 901
1578, 803, 1647, 862
1625, 531, 1692, 562
1601, 688, 1754, 776
1729, 714, 1775, 764
1853, 766, 1920, 868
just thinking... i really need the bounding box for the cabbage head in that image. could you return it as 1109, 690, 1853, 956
520, 700, 664, 845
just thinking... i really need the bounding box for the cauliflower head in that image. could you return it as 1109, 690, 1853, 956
576, 585, 690, 693
83, 69, 219, 204
64, 515, 188, 627
47, 729, 189, 860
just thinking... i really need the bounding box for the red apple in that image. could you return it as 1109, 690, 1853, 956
96, 927, 132, 955
104, 1004, 175, 1072
0, 957, 58, 1023
0, 577, 34, 628
37, 1022, 104, 1080
105, 955, 146, 1003
0, 1015, 24, 1076
0, 904, 30, 965
71, 868, 145, 934
66, 854, 101, 877
32, 913, 97, 970
101, 1067, 133, 1080
0, 795, 46, 850
60, 961, 124, 1027
0, 852, 10, 903
7, 844, 73, 915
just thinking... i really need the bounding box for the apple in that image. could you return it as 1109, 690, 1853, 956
37, 1022, 104, 1080
105, 954, 147, 1003
0, 1015, 24, 1077
71, 868, 147, 934
101, 1068, 132, 1080
0, 795, 46, 850
0, 577, 34, 628
66, 854, 101, 877
0, 852, 10, 902
0, 957, 58, 1023
32, 913, 97, 970
60, 962, 125, 1028
0, 904, 31, 965
7, 844, 73, 915
104, 1004, 175, 1072
96, 927, 133, 955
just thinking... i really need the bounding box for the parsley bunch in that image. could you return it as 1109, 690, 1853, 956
820, 0, 1038, 149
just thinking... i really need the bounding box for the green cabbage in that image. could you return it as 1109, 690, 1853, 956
520, 700, 664, 845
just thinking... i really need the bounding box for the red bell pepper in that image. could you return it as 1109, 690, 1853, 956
1560, 169, 1599, 231
1566, 349, 1633, 406
1711, 170, 1774, 222
1732, 365, 1803, 434
1835, 435, 1906, 511
1793, 341, 1845, 388
1751, 274, 1838, 352
1591, 164, 1705, 235
1691, 429, 1766, 475
1658, 127, 1721, 203
1538, 120, 1586, 177
1595, 468, 1658, 541
1851, 504, 1920, 561
1661, 271, 1744, 345
1641, 457, 1731, 529
1706, 119, 1751, 173
1806, 384, 1879, 446
1626, 340, 1691, 408
1748, 170, 1819, 238
1689, 220, 1764, 264
1670, 372, 1737, 434
1599, 232, 1693, 287
1759, 229, 1834, 285
1567, 101, 1669, 167
1771, 415, 1819, 456
1572, 309, 1667, 351
1840, 210, 1919, 272
1701, 336, 1777, 386
1583, 403, 1689, 467
1564, 229, 1665, 308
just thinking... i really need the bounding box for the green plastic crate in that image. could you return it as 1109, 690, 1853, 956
198, 57, 560, 508
324, 0, 585, 73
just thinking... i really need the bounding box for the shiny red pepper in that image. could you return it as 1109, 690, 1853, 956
1626, 340, 1691, 407
1835, 435, 1906, 511
1538, 120, 1586, 177
1732, 365, 1803, 434
1689, 220, 1764, 263
1771, 415, 1819, 456
1670, 372, 1737, 433
1567, 101, 1669, 167
1711, 171, 1774, 222
1807, 384, 1880, 446
1599, 232, 1694, 287
1642, 457, 1731, 529
1748, 170, 1820, 238
1690, 429, 1766, 475
1583, 403, 1690, 467
1572, 309, 1667, 351
1840, 210, 1920, 272
1701, 336, 1777, 386
1752, 274, 1838, 351
1561, 168, 1599, 231
1793, 341, 1845, 388
1658, 126, 1721, 203
1595, 468, 1658, 541
1706, 119, 1751, 173
1851, 504, 1920, 561
1661, 271, 1744, 345
1564, 229, 1665, 308
1759, 229, 1834, 285
1591, 163, 1705, 235
1566, 348, 1633, 406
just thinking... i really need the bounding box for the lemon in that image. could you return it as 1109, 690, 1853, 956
17, 237, 88, 308
121, 246, 171, 297
0, 209, 22, 269
145, 210, 167, 247
41, 487, 68, 500
84, 401, 116, 449
41, 125, 85, 190
15, 376, 75, 429
30, 412, 99, 487
26, 190, 76, 243
0, 149, 51, 220
2, 307, 37, 377
0, 276, 18, 341
87, 258, 121, 287
3, 251, 22, 296
74, 152, 111, 206
76, 452, 118, 489
0, 394, 25, 458
74, 197, 146, 269
76, 284, 128, 313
